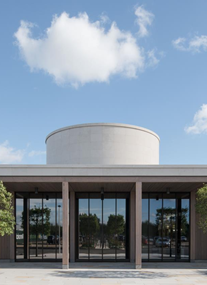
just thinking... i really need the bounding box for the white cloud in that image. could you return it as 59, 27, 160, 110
135, 6, 154, 37
173, 35, 207, 53
147, 49, 160, 67
14, 12, 146, 87
28, 150, 46, 157
185, 104, 207, 134
0, 141, 24, 164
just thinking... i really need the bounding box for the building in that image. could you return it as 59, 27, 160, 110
0, 123, 207, 268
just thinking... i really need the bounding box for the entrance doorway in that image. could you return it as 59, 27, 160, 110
76, 193, 129, 261
15, 192, 62, 261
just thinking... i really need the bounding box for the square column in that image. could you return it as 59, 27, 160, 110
62, 182, 69, 269
69, 190, 75, 262
135, 182, 142, 269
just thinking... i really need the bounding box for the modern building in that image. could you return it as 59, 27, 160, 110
0, 123, 207, 268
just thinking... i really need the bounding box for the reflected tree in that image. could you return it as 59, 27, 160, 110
79, 213, 100, 248
106, 214, 125, 248
22, 206, 51, 257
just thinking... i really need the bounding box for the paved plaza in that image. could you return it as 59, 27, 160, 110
0, 262, 207, 285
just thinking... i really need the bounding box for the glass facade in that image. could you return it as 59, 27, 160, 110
15, 193, 62, 261
77, 193, 129, 261
142, 193, 190, 261
15, 190, 190, 263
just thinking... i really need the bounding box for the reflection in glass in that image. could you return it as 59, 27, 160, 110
29, 199, 43, 259
142, 193, 190, 262
16, 193, 62, 261
180, 199, 190, 260
103, 199, 116, 259
16, 198, 24, 259
117, 199, 126, 259
77, 194, 128, 260
142, 196, 148, 260
57, 198, 63, 259
149, 194, 162, 260
163, 196, 176, 260
89, 199, 102, 259
43, 195, 56, 259
79, 199, 89, 259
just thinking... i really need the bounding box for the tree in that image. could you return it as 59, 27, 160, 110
195, 184, 207, 233
0, 181, 15, 236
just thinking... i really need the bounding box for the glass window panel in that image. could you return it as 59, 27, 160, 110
43, 195, 56, 259
16, 198, 24, 259
89, 199, 102, 259
142, 198, 148, 260
149, 194, 162, 260
180, 199, 190, 260
163, 198, 176, 260
57, 199, 63, 259
103, 199, 116, 260
29, 198, 43, 259
117, 199, 126, 259
79, 199, 89, 259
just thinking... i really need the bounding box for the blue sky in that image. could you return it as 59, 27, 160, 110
0, 0, 207, 165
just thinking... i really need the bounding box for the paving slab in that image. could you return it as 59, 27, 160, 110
0, 262, 207, 285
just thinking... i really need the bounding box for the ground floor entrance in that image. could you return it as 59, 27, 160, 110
142, 192, 190, 261
76, 192, 130, 261
15, 189, 190, 263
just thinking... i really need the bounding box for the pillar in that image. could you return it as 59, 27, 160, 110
69, 189, 75, 262
62, 182, 69, 269
135, 182, 142, 269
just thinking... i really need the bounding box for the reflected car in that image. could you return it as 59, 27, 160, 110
181, 236, 187, 242
118, 235, 125, 241
142, 236, 148, 245
153, 236, 160, 245
47, 235, 59, 245
155, 238, 170, 247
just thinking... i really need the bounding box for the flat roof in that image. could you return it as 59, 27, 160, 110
0, 164, 207, 177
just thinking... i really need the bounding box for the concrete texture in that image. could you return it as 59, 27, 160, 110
46, 123, 160, 165
0, 262, 207, 285
1, 165, 207, 178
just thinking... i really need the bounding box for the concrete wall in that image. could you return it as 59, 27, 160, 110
46, 123, 160, 165
195, 212, 207, 260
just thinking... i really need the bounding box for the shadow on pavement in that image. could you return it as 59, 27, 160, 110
51, 270, 167, 279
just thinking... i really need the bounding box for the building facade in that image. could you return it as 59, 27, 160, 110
0, 123, 207, 268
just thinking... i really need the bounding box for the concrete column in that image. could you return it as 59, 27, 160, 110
135, 182, 142, 269
190, 191, 196, 262
69, 189, 75, 262
62, 182, 69, 269
9, 191, 15, 262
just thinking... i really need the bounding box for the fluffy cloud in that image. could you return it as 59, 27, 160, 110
14, 12, 146, 87
135, 6, 154, 37
185, 104, 207, 134
173, 35, 207, 53
28, 150, 46, 157
0, 141, 24, 163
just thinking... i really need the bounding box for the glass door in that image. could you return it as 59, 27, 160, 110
29, 197, 43, 259
15, 192, 62, 261
77, 192, 129, 261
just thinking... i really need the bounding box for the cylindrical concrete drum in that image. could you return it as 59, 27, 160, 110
46, 123, 160, 165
